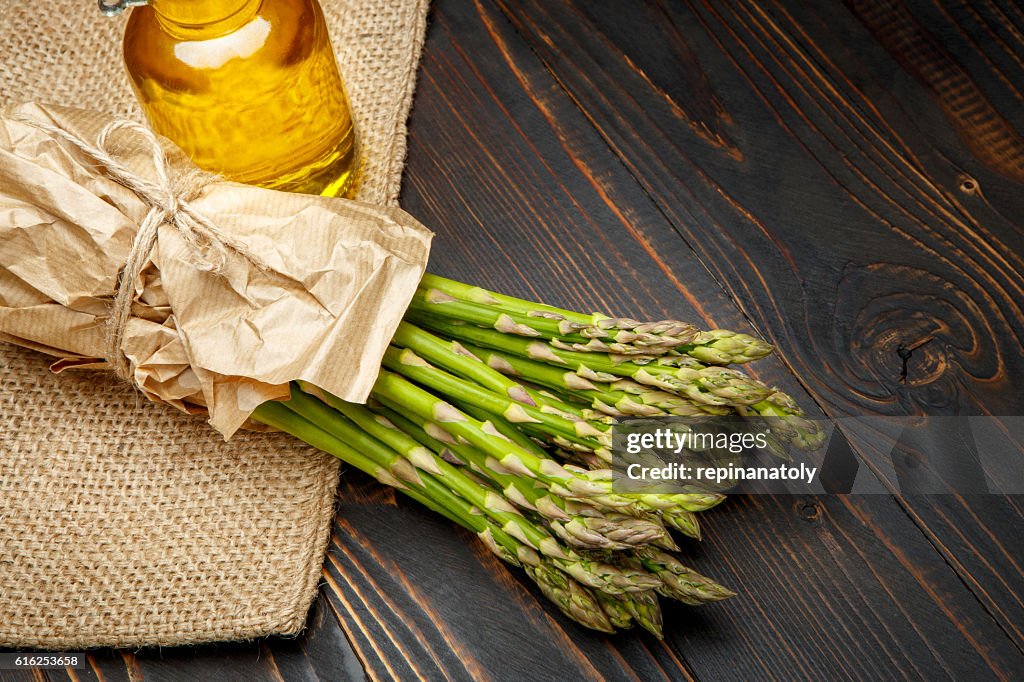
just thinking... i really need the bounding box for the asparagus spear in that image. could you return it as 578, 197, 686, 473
410, 287, 695, 356
633, 547, 737, 605
406, 399, 686, 551
288, 387, 562, 559
745, 392, 826, 450
419, 274, 599, 325
371, 368, 605, 493
414, 276, 773, 362
392, 322, 619, 457
524, 562, 616, 634
446, 398, 553, 460
374, 365, 725, 521
593, 588, 634, 630
392, 321, 536, 406
594, 586, 664, 637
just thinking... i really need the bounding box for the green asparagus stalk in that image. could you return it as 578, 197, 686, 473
287, 387, 564, 560
371, 368, 608, 494
392, 322, 620, 460
374, 365, 725, 522
593, 585, 664, 637
463, 340, 727, 418
446, 398, 553, 461
634, 547, 737, 606
419, 274, 599, 325
446, 397, 687, 544
410, 287, 694, 356
392, 321, 536, 406
524, 562, 616, 634
369, 399, 678, 552
745, 392, 826, 450
252, 394, 727, 630
382, 346, 612, 454
395, 321, 623, 426
414, 276, 773, 362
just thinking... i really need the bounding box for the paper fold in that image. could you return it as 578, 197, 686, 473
0, 102, 433, 437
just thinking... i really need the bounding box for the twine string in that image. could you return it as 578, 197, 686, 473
16, 116, 268, 380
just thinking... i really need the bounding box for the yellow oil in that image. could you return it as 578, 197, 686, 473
123, 0, 358, 196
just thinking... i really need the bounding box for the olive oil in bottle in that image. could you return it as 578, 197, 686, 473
118, 0, 358, 196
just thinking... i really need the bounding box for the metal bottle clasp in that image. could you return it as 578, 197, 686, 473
98, 0, 148, 16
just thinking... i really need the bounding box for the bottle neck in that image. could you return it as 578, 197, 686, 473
148, 0, 263, 36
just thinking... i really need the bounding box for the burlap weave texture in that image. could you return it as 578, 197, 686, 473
0, 0, 430, 649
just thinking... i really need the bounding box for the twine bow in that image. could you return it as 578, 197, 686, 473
16, 116, 268, 380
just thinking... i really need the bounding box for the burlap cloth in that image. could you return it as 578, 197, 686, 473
0, 0, 430, 649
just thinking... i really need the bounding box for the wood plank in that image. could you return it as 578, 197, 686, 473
260, 595, 367, 681
81, 644, 289, 682
493, 0, 1024, 663
665, 492, 1024, 679
399, 0, 813, 402
494, 0, 1021, 406
322, 477, 1024, 680
494, 0, 1024, 415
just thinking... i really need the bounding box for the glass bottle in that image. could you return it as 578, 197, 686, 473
114, 0, 359, 197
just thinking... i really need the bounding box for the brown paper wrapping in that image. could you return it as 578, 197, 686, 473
0, 102, 433, 435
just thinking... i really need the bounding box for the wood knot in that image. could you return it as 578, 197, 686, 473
958, 175, 979, 195
870, 325, 947, 388
832, 263, 1006, 412
796, 497, 821, 522
897, 336, 935, 384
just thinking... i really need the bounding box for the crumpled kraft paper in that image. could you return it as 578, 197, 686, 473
0, 102, 433, 436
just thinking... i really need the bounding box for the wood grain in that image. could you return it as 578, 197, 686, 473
489, 0, 1024, 676
495, 0, 1024, 418
3, 1, 1022, 680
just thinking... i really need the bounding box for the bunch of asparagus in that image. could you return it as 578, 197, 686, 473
252, 274, 820, 635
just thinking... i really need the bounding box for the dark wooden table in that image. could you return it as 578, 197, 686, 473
8, 0, 1023, 679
